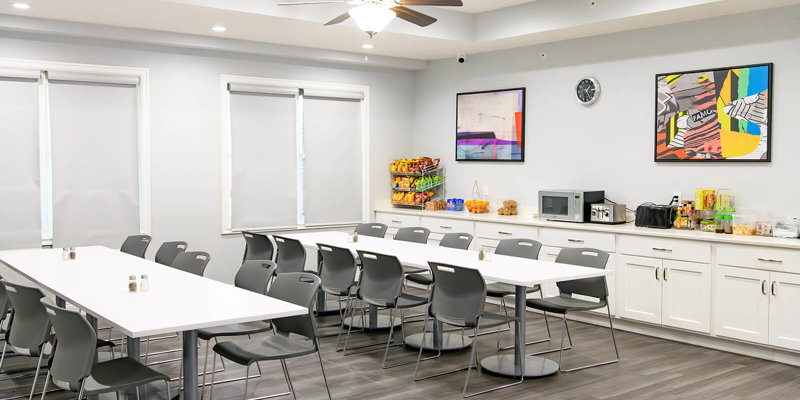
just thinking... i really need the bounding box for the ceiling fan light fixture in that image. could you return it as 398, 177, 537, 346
349, 4, 395, 35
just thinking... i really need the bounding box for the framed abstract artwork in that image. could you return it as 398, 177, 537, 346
654, 63, 772, 162
456, 88, 525, 161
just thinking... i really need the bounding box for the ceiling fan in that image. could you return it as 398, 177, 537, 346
277, 0, 464, 37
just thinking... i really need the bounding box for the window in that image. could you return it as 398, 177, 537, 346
0, 60, 150, 248
221, 76, 368, 233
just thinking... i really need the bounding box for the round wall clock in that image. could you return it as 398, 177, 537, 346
576, 76, 600, 106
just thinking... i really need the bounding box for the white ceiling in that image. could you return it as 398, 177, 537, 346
0, 0, 798, 61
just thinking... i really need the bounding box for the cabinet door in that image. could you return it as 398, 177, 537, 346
617, 255, 662, 324
769, 272, 800, 351
662, 260, 711, 333
713, 266, 769, 344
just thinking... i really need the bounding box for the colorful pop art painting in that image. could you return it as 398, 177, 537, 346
456, 88, 525, 161
655, 63, 772, 162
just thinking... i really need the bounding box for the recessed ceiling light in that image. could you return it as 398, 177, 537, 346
11, 2, 31, 9
362, 43, 374, 50
211, 25, 227, 32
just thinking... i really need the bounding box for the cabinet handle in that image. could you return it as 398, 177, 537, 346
757, 257, 783, 263
547, 253, 559, 257
772, 281, 777, 296
567, 238, 584, 243
762, 280, 767, 295
655, 267, 660, 281
391, 220, 402, 224
652, 247, 673, 252
440, 225, 453, 229
663, 267, 668, 281
498, 231, 512, 236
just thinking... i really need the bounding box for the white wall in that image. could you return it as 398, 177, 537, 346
411, 6, 800, 217
0, 35, 415, 282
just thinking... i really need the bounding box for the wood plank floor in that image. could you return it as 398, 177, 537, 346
2, 297, 799, 400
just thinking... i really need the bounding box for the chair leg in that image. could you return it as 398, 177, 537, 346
280, 360, 296, 400
165, 379, 172, 400
335, 297, 351, 351
381, 308, 396, 369
528, 313, 574, 356
28, 350, 45, 400
463, 322, 525, 398
209, 350, 218, 400
39, 371, 49, 400
242, 364, 250, 400
558, 307, 619, 373
200, 340, 210, 400
77, 379, 86, 400
316, 351, 332, 400
0, 342, 6, 371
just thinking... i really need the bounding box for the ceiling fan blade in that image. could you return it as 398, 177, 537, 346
324, 12, 351, 26
391, 6, 437, 27
396, 0, 463, 6
278, 1, 350, 5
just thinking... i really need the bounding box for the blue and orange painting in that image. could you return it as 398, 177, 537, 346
457, 88, 525, 161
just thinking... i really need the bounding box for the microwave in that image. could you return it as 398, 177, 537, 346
539, 190, 605, 222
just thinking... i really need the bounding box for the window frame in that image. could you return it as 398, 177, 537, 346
220, 75, 370, 235
0, 58, 151, 246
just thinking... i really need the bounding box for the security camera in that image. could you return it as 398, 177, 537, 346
457, 54, 467, 64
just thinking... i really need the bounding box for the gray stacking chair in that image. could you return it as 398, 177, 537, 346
273, 236, 307, 274
208, 273, 332, 400
39, 298, 170, 400
342, 251, 428, 369
316, 244, 359, 342
354, 223, 388, 238
154, 241, 188, 266
414, 262, 522, 398
242, 232, 274, 262
406, 232, 474, 287
120, 235, 152, 258
170, 251, 211, 276
487, 238, 550, 348
0, 282, 11, 335
394, 227, 431, 274
198, 261, 277, 395
525, 247, 619, 372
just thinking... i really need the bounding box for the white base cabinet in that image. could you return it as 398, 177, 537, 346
618, 255, 711, 333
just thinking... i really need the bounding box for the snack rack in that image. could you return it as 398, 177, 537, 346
390, 164, 446, 208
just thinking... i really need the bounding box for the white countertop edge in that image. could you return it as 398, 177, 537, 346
375, 207, 800, 250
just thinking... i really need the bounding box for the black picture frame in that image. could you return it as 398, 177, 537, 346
456, 87, 526, 162
654, 62, 773, 162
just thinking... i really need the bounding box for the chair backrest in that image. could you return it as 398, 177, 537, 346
273, 235, 307, 274
0, 282, 11, 324
439, 232, 474, 250
242, 232, 274, 262
317, 243, 358, 296
40, 298, 95, 390
428, 262, 485, 328
394, 227, 431, 244
120, 235, 152, 258
154, 241, 188, 266
170, 251, 211, 276
495, 238, 543, 260
268, 272, 321, 342
555, 247, 610, 299
235, 260, 276, 295
2, 281, 51, 353
354, 223, 388, 238
356, 250, 403, 308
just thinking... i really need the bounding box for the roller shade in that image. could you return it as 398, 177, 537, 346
303, 88, 364, 100
0, 68, 40, 81
229, 92, 298, 230
47, 71, 139, 86
0, 78, 41, 249
303, 97, 363, 226
48, 79, 140, 247
227, 83, 299, 97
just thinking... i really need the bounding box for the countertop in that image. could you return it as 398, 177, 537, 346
374, 207, 800, 250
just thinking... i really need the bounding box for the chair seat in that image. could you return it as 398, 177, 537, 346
526, 294, 607, 314
322, 284, 358, 298
198, 321, 272, 341
478, 312, 517, 330
76, 357, 168, 395
395, 293, 428, 309
486, 282, 540, 298
405, 273, 433, 286
213, 334, 316, 366
402, 265, 427, 275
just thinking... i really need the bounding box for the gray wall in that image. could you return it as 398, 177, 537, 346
0, 35, 415, 282
411, 6, 800, 216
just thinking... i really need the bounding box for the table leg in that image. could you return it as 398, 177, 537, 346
479, 285, 558, 378
404, 317, 472, 351
183, 330, 199, 400
86, 314, 99, 400
126, 338, 141, 398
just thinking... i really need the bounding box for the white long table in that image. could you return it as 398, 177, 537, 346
0, 246, 307, 400
284, 231, 612, 378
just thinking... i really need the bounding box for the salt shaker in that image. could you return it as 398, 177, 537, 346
62, 247, 70, 261
128, 275, 138, 293
140, 274, 150, 292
